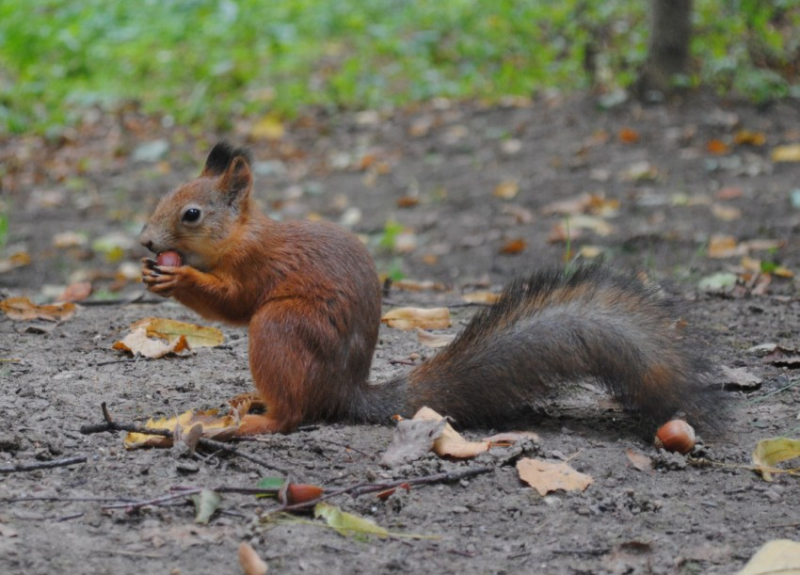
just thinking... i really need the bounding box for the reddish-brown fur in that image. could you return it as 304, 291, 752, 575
140, 142, 719, 436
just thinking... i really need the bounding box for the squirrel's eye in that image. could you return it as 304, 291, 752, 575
182, 208, 201, 223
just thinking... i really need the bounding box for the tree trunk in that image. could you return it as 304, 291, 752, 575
636, 0, 693, 101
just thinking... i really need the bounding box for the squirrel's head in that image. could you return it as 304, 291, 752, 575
139, 142, 254, 270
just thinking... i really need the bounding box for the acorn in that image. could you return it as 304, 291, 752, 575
278, 482, 324, 505
654, 420, 696, 454
156, 250, 182, 267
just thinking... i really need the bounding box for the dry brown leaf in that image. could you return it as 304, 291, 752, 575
113, 327, 191, 359
124, 408, 240, 449
392, 279, 448, 292
733, 130, 766, 146
715, 186, 744, 200
625, 449, 653, 472
541, 193, 594, 216
57, 281, 92, 303
396, 196, 420, 208
706, 139, 730, 155
711, 203, 742, 221
0, 252, 32, 274
412, 407, 491, 459
415, 328, 456, 349
0, 297, 76, 322
238, 542, 269, 575
517, 457, 594, 496
381, 417, 447, 467
131, 317, 224, 348
499, 238, 527, 255
707, 235, 742, 258
381, 307, 451, 331
493, 180, 520, 199
618, 127, 640, 144
578, 245, 604, 259
462, 291, 501, 304
771, 144, 800, 162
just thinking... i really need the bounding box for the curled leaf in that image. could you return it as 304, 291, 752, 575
0, 297, 76, 322
752, 437, 800, 482
192, 489, 221, 524
381, 307, 451, 331
314, 503, 388, 539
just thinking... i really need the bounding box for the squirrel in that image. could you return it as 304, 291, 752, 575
139, 142, 717, 436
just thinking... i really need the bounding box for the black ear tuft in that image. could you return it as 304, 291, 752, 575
203, 141, 252, 176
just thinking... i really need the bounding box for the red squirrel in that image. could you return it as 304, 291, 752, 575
139, 142, 717, 435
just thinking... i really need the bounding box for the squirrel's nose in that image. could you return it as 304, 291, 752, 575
139, 225, 154, 251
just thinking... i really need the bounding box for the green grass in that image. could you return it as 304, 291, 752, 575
0, 0, 798, 134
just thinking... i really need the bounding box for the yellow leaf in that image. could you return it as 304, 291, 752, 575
493, 180, 519, 199
707, 235, 742, 258
314, 503, 389, 538
517, 457, 594, 496
132, 317, 224, 348
771, 144, 800, 163
391, 279, 448, 292
123, 408, 240, 449
381, 307, 451, 331
251, 114, 285, 141
711, 203, 742, 221
737, 540, 800, 575
0, 297, 76, 322
752, 437, 800, 481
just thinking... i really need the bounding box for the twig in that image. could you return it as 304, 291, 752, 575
0, 455, 87, 475
3, 496, 138, 504
102, 489, 202, 511
79, 403, 288, 474
270, 466, 493, 513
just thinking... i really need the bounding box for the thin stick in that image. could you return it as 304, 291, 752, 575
79, 403, 288, 474
0, 455, 87, 475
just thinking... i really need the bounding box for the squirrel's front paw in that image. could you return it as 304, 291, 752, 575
141, 257, 188, 297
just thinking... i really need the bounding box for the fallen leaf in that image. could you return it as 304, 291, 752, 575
396, 196, 419, 208
484, 431, 540, 446
517, 457, 594, 496
192, 489, 221, 524
131, 317, 224, 348
238, 542, 269, 575
493, 180, 519, 199
314, 503, 389, 539
112, 327, 191, 359
501, 204, 535, 224
391, 279, 448, 292
462, 291, 501, 304
618, 127, 640, 144
251, 114, 284, 140
412, 407, 491, 459
52, 231, 88, 249
499, 238, 527, 255
733, 130, 766, 146
381, 307, 451, 331
541, 193, 594, 216
711, 203, 742, 221
626, 449, 653, 472
57, 281, 92, 303
0, 297, 76, 322
707, 139, 730, 155
719, 366, 762, 391
620, 161, 659, 182
737, 539, 800, 575
0, 251, 32, 273
715, 186, 744, 200
123, 408, 240, 449
752, 437, 800, 481
697, 272, 738, 292
708, 235, 741, 258
578, 245, 604, 259
415, 328, 456, 349
771, 144, 800, 163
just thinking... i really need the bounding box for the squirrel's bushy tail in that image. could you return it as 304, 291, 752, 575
360, 265, 718, 433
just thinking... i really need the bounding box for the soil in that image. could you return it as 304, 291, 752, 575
1, 93, 800, 574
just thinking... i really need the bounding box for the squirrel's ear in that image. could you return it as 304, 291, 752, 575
218, 154, 253, 205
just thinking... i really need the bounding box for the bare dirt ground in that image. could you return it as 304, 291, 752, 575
1, 93, 799, 574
